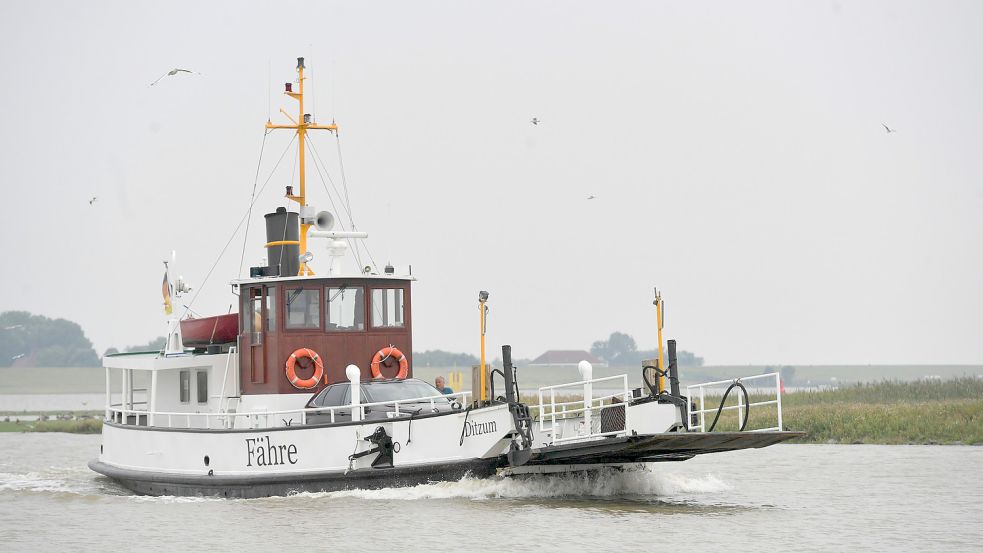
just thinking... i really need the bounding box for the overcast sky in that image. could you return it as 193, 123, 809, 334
0, 1, 980, 365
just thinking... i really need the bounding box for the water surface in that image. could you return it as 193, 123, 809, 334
1, 435, 980, 552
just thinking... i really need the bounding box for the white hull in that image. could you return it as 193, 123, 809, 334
91, 403, 517, 496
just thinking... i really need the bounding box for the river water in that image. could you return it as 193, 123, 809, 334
0, 434, 980, 552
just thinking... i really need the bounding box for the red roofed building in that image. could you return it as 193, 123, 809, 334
528, 350, 607, 367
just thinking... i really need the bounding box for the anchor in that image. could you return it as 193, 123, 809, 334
348, 426, 398, 469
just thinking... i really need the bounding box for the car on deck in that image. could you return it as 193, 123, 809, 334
304, 378, 458, 424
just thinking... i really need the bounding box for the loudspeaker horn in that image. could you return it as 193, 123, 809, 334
315, 211, 335, 231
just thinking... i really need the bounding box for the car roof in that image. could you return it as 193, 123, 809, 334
325, 378, 427, 388
362, 378, 426, 385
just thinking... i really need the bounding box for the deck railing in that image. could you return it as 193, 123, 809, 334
108, 391, 472, 430
537, 374, 631, 444
686, 372, 783, 432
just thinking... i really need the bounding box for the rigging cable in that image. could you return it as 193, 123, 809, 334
238, 130, 271, 277
305, 135, 364, 269
180, 133, 297, 318
337, 134, 379, 271
306, 134, 355, 222
278, 137, 301, 272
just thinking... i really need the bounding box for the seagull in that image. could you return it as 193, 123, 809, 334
89, 196, 97, 205
11, 353, 25, 361
587, 195, 597, 200
3, 325, 23, 330
530, 117, 540, 125
150, 68, 203, 87
882, 123, 897, 133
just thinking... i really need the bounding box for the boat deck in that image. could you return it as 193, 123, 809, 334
512, 430, 806, 470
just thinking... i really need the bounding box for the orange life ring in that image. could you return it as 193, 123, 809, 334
285, 348, 324, 389
370, 346, 409, 379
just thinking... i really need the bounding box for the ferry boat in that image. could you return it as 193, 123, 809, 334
89, 58, 803, 498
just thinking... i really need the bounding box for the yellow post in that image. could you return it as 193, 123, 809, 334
655, 288, 666, 393
266, 57, 339, 276
448, 371, 464, 392
478, 291, 489, 403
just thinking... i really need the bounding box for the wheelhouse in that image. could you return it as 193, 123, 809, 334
237, 275, 414, 397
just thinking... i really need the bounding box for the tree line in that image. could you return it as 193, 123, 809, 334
0, 311, 100, 367
0, 310, 703, 370
591, 331, 703, 367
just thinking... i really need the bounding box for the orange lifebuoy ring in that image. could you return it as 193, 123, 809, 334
285, 348, 324, 389
370, 346, 409, 379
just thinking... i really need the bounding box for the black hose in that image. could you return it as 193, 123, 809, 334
642, 364, 667, 397
706, 381, 750, 432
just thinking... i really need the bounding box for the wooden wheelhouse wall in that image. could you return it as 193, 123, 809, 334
238, 278, 413, 395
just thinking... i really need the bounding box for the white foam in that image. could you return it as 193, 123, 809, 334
0, 470, 91, 495
0, 466, 730, 502
304, 466, 731, 501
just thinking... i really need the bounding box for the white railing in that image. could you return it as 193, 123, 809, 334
537, 374, 631, 444
108, 391, 472, 430
686, 372, 782, 432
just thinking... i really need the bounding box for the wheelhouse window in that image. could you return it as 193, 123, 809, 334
243, 289, 262, 335
179, 370, 190, 403
196, 371, 208, 404
326, 286, 365, 331
285, 287, 320, 329
265, 286, 276, 332
372, 288, 405, 328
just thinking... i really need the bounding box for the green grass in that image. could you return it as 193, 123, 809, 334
28, 418, 103, 433
0, 412, 103, 433
777, 378, 983, 444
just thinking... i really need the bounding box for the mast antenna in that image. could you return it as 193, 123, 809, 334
265, 56, 339, 276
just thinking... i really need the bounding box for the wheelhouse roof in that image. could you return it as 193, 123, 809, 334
232, 274, 416, 287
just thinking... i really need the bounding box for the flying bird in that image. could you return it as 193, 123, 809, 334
89, 196, 97, 205
882, 123, 897, 133
530, 117, 540, 126
11, 353, 25, 361
587, 195, 597, 200
150, 68, 203, 87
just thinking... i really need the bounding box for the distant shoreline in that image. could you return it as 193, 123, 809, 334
2, 371, 980, 445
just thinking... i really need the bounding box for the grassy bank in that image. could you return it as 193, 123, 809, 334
688, 378, 983, 444
0, 412, 103, 434
779, 378, 982, 445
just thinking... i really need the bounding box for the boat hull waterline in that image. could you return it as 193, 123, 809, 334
89, 412, 803, 498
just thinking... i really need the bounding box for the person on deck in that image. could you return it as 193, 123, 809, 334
435, 376, 453, 395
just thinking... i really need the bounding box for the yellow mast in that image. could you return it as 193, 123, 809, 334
654, 288, 666, 393
478, 291, 489, 403
266, 57, 338, 276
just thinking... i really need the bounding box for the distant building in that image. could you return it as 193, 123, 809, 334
529, 350, 608, 367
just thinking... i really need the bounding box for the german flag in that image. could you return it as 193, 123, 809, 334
162, 271, 173, 315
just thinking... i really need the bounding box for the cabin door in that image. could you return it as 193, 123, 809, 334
242, 286, 276, 385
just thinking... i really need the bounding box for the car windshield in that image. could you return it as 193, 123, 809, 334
309, 383, 349, 408
364, 380, 449, 404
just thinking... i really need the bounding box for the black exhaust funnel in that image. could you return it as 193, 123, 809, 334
264, 207, 299, 277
